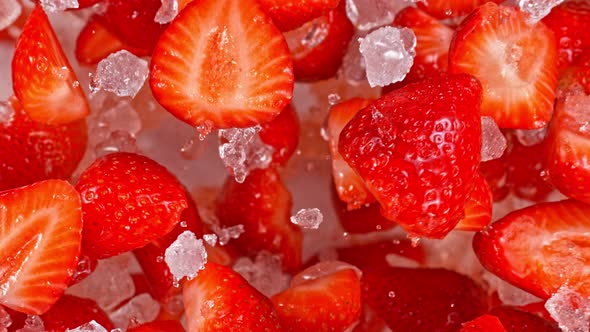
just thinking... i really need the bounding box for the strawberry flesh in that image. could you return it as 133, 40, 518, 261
455, 172, 493, 232
460, 314, 506, 332
258, 0, 340, 32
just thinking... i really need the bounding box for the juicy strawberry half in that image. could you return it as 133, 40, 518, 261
75, 152, 188, 260
259, 0, 340, 32
12, 6, 89, 125
489, 306, 560, 332
183, 262, 285, 331
460, 314, 506, 332
40, 295, 114, 332
127, 320, 185, 332
417, 0, 498, 19
473, 199, 590, 299
455, 172, 493, 232
0, 180, 82, 315
258, 104, 300, 166
149, 0, 294, 130
338, 74, 482, 238
449, 2, 558, 129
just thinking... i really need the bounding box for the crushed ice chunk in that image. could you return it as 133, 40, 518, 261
481, 116, 507, 162
0, 306, 11, 332
109, 293, 161, 329
16, 316, 44, 332
514, 127, 547, 147
0, 0, 21, 31
290, 208, 324, 229
233, 252, 290, 297
66, 320, 109, 332
518, 0, 565, 24
545, 286, 590, 332
359, 27, 416, 88
483, 273, 540, 306
40, 0, 79, 13
218, 126, 274, 183
0, 100, 15, 125
154, 0, 178, 24
345, 0, 415, 31
95, 131, 139, 157
203, 233, 218, 246
209, 224, 245, 246
164, 231, 208, 282
90, 50, 149, 98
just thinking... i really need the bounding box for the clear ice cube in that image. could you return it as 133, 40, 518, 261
66, 320, 109, 332
232, 251, 290, 297
40, 0, 79, 13
154, 0, 179, 24
545, 286, 590, 332
481, 116, 507, 162
164, 231, 208, 282
0, 0, 21, 31
95, 131, 139, 157
341, 37, 367, 84
218, 126, 274, 183
15, 316, 44, 332
90, 50, 149, 98
109, 293, 161, 329
290, 208, 324, 229
518, 0, 565, 24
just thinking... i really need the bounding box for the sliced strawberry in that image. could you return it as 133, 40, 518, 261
455, 173, 493, 232
0, 97, 87, 192
258, 0, 339, 32
473, 200, 590, 299
557, 52, 590, 95
489, 306, 560, 332
417, 0, 497, 19
215, 168, 302, 271
449, 2, 558, 129
460, 314, 506, 332
333, 195, 398, 234
40, 295, 114, 332
338, 74, 482, 238
328, 97, 375, 210
480, 155, 509, 202
336, 239, 425, 270
127, 320, 185, 332
361, 267, 490, 332
12, 6, 89, 125
149, 0, 294, 130
258, 104, 300, 166
0, 180, 82, 315
183, 262, 285, 331
285, 1, 354, 81
75, 152, 188, 260
271, 268, 361, 331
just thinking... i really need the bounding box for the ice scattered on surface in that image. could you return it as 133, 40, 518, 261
481, 116, 507, 162
345, 0, 414, 31
514, 127, 547, 147
483, 272, 540, 306
218, 126, 274, 183
233, 252, 290, 297
385, 253, 420, 268
90, 50, 149, 98
0, 306, 11, 332
40, 0, 79, 13
291, 208, 324, 229
518, 0, 564, 24
545, 286, 590, 332
209, 224, 245, 246
0, 0, 21, 31
164, 231, 208, 282
15, 316, 44, 332
109, 293, 161, 329
0, 100, 14, 125
154, 0, 178, 24
95, 131, 139, 157
359, 27, 416, 88
341, 37, 367, 84
66, 320, 109, 332
203, 233, 218, 246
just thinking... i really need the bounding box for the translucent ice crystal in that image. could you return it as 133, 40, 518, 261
155, 0, 179, 24
164, 231, 208, 282
15, 316, 44, 332
109, 293, 160, 329
359, 27, 416, 88
545, 286, 590, 332
203, 233, 218, 246
0, 0, 21, 31
233, 252, 290, 297
66, 320, 109, 332
40, 0, 79, 13
0, 100, 15, 125
345, 0, 415, 31
290, 208, 324, 229
209, 224, 245, 246
518, 0, 565, 24
481, 116, 507, 162
218, 126, 274, 183
90, 50, 149, 98
514, 127, 547, 147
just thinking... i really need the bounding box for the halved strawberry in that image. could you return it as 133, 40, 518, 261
338, 74, 482, 238
0, 180, 82, 315
12, 6, 89, 125
449, 2, 558, 129
75, 152, 188, 260
258, 104, 300, 166
489, 306, 560, 332
270, 268, 362, 331
327, 97, 375, 210
455, 173, 493, 232
473, 200, 590, 299
40, 295, 114, 332
215, 168, 302, 271
127, 320, 185, 332
479, 155, 509, 202
149, 0, 294, 130
460, 314, 506, 332
258, 0, 339, 32
183, 262, 285, 331
417, 0, 498, 19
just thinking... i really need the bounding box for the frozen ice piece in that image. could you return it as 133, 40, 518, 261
164, 231, 208, 282
15, 316, 44, 332
518, 0, 565, 24
155, 0, 179, 24
285, 17, 330, 52
90, 50, 149, 98
40, 0, 79, 13
109, 293, 160, 329
66, 320, 109, 332
514, 127, 547, 147
359, 27, 416, 88
233, 252, 290, 297
219, 126, 274, 183
290, 208, 324, 229
481, 116, 507, 162
203, 233, 218, 246
545, 286, 590, 332
0, 0, 21, 31
209, 224, 245, 246
345, 0, 414, 31
0, 100, 15, 125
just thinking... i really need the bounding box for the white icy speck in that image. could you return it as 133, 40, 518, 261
40, 0, 79, 13
15, 316, 44, 332
66, 320, 109, 332
90, 50, 149, 98
203, 233, 218, 246
0, 101, 15, 125
518, 0, 564, 24
0, 0, 21, 31
233, 252, 290, 297
164, 231, 208, 282
154, 0, 178, 24
481, 116, 507, 162
545, 286, 590, 332
109, 293, 161, 329
359, 26, 416, 88
209, 224, 245, 246
290, 208, 324, 229
218, 126, 274, 183
345, 0, 415, 31
514, 127, 547, 147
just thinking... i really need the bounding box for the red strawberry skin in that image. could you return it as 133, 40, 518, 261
258, 0, 340, 32
40, 295, 114, 332
127, 320, 185, 332
455, 172, 493, 232
489, 306, 560, 332
460, 314, 506, 332
417, 0, 498, 19
338, 74, 482, 238
75, 152, 188, 260
258, 104, 300, 166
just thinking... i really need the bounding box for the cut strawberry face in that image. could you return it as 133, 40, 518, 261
338, 74, 482, 238
417, 0, 498, 19
258, 0, 339, 32
258, 104, 300, 166
40, 295, 114, 332
149, 0, 294, 131
12, 6, 90, 125
0, 180, 82, 315
449, 2, 558, 129
127, 320, 185, 332
455, 173, 493, 232
460, 314, 506, 332
473, 200, 590, 299
489, 306, 560, 332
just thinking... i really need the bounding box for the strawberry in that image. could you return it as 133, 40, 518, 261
338, 74, 482, 238
75, 152, 188, 260
336, 239, 425, 270
0, 97, 87, 192
285, 1, 355, 81
12, 6, 90, 125
480, 155, 509, 202
333, 196, 398, 234
542, 0, 590, 72
77, 0, 102, 8
0, 180, 82, 315
127, 320, 185, 332
40, 295, 114, 332
489, 306, 560, 332
455, 173, 493, 232
149, 0, 294, 131
258, 0, 340, 32
517, 301, 556, 323
557, 52, 590, 95
215, 168, 303, 271
361, 267, 490, 332
258, 104, 300, 166
270, 269, 362, 332
351, 305, 388, 332
460, 314, 506, 332
183, 262, 285, 331
417, 0, 498, 19
448, 2, 558, 129
473, 199, 590, 299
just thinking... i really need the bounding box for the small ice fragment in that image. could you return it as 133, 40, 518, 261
209, 224, 245, 246
328, 93, 341, 106
16, 316, 44, 332
0, 0, 21, 31
345, 0, 414, 31
90, 50, 149, 98
218, 126, 274, 183
0, 100, 15, 125
545, 286, 590, 332
481, 116, 507, 162
233, 252, 290, 297
95, 131, 139, 157
359, 27, 416, 88
514, 127, 547, 147
40, 0, 79, 13
109, 293, 161, 329
290, 208, 324, 229
518, 0, 564, 24
164, 231, 208, 281
0, 306, 11, 332
154, 0, 178, 24
66, 320, 109, 332
203, 233, 218, 246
